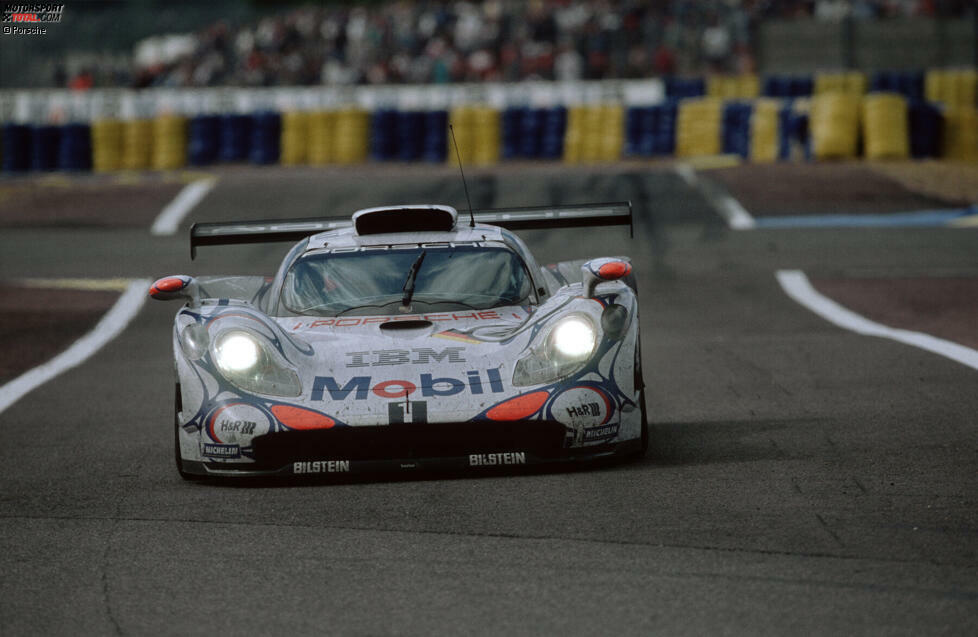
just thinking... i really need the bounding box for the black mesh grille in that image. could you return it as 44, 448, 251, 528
250, 420, 568, 469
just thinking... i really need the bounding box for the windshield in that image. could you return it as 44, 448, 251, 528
281, 244, 535, 316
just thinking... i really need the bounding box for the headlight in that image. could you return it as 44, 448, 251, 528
513, 314, 597, 386
215, 332, 260, 373
551, 317, 596, 358
211, 330, 302, 397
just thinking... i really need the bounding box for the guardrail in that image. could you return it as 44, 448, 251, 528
1, 71, 975, 173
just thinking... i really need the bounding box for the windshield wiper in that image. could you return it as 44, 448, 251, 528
400, 250, 427, 310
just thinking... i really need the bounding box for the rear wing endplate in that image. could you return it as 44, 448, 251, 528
189, 201, 632, 259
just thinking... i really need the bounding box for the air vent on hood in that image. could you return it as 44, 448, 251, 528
379, 320, 432, 331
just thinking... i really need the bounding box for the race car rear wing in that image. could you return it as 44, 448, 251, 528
189, 201, 632, 259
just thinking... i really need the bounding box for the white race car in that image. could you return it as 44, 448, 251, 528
151, 203, 646, 479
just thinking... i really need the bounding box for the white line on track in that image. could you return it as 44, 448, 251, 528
673, 162, 755, 230
0, 279, 151, 416
776, 269, 978, 372
150, 178, 217, 236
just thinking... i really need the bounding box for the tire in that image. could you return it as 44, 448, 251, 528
630, 340, 649, 459
174, 383, 203, 481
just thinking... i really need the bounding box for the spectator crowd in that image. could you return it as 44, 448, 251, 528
64, 1, 975, 89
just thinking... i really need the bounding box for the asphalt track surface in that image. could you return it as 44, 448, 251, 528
1, 163, 976, 635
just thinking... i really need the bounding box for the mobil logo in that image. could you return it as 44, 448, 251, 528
311, 369, 505, 401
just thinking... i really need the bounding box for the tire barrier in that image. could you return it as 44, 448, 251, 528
2, 123, 30, 172
395, 110, 424, 161
810, 93, 859, 160
188, 114, 220, 166
501, 106, 566, 160
2, 73, 975, 172
942, 106, 978, 162
665, 77, 706, 100
814, 71, 866, 96
925, 69, 977, 108
707, 74, 759, 100
30, 124, 61, 172
151, 114, 186, 170
58, 123, 92, 171
369, 108, 398, 161
722, 101, 753, 158
306, 111, 335, 164
862, 94, 909, 160
908, 100, 941, 158
870, 71, 924, 101
219, 113, 252, 162
249, 111, 281, 165
564, 104, 623, 163
334, 108, 368, 165
763, 75, 813, 99
122, 119, 153, 170
91, 118, 123, 172
676, 98, 722, 158
450, 105, 500, 165
280, 111, 309, 165
749, 99, 780, 163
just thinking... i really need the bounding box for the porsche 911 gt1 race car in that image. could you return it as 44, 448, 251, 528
152, 202, 646, 479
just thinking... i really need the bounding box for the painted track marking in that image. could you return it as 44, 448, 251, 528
151, 178, 217, 236
776, 269, 978, 372
674, 162, 755, 230
0, 278, 151, 415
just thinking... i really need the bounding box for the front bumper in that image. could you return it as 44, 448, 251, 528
180, 420, 641, 478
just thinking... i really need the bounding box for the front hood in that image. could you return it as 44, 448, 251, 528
275, 305, 536, 423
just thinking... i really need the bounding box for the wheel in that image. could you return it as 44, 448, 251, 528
630, 340, 649, 458
174, 383, 203, 481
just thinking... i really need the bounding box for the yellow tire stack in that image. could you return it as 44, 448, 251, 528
707, 74, 759, 99
449, 105, 499, 165
563, 106, 585, 163
862, 94, 909, 160
151, 114, 187, 170
597, 104, 624, 161
334, 108, 368, 165
122, 119, 153, 170
91, 118, 123, 172
472, 106, 501, 165
308, 111, 336, 165
814, 71, 866, 96
942, 106, 978, 162
926, 69, 978, 107
280, 111, 309, 165
810, 93, 860, 160
448, 106, 476, 164
676, 98, 722, 158
749, 98, 780, 163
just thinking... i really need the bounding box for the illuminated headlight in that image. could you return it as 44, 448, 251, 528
211, 330, 301, 397
551, 317, 596, 358
513, 315, 597, 386
215, 332, 260, 373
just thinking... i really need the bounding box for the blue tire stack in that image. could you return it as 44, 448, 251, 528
369, 109, 398, 161
539, 106, 565, 159
188, 114, 220, 166
1, 123, 31, 172
396, 110, 424, 162
722, 101, 753, 157
219, 114, 252, 162
908, 100, 941, 158
30, 125, 61, 171
422, 110, 447, 162
58, 123, 92, 171
249, 111, 281, 164
665, 77, 706, 100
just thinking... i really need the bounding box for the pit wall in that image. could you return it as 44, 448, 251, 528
1, 70, 975, 173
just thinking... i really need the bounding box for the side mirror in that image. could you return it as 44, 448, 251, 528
581, 258, 632, 298
149, 275, 200, 307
